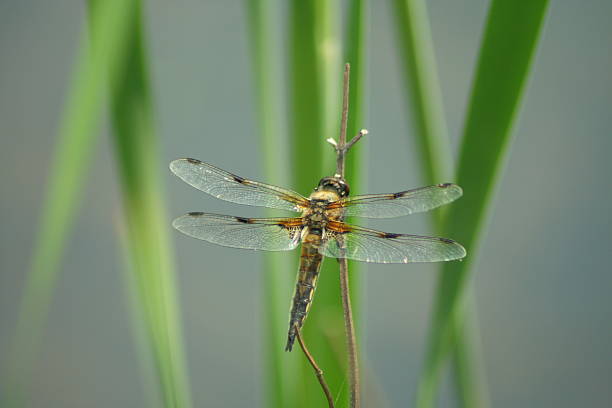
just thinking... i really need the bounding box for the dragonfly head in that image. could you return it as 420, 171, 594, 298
316, 176, 350, 198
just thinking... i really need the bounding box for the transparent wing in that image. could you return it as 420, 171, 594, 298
327, 183, 462, 218
173, 213, 305, 251
321, 221, 466, 263
170, 158, 309, 212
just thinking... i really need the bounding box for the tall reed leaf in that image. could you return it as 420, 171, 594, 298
391, 0, 452, 189
4, 1, 134, 405
289, 2, 326, 405
345, 0, 367, 185
417, 1, 550, 407
344, 0, 368, 339
102, 0, 192, 406
289, 1, 349, 406
246, 1, 298, 407
391, 0, 486, 406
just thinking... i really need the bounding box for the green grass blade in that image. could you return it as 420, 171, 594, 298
450, 292, 490, 408
289, 1, 349, 407
3, 1, 135, 405
316, 2, 342, 179
391, 0, 486, 406
391, 0, 453, 191
102, 1, 192, 406
344, 0, 368, 311
416, 1, 550, 407
117, 225, 162, 408
343, 2, 368, 404
246, 1, 297, 406
289, 0, 335, 189
345, 0, 367, 169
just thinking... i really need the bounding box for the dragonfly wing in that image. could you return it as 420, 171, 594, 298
321, 221, 466, 263
173, 213, 305, 251
328, 183, 462, 218
170, 158, 309, 212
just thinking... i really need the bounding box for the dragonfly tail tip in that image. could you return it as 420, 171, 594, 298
285, 333, 296, 352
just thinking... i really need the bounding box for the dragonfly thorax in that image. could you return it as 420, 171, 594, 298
301, 197, 338, 236
305, 200, 329, 226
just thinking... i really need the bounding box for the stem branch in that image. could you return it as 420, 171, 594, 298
326, 62, 367, 408
295, 326, 335, 408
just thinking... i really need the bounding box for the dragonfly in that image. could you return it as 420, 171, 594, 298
170, 158, 466, 351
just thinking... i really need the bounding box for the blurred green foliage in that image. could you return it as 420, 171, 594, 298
8, 1, 549, 407
5, 0, 135, 404
104, 0, 192, 406
415, 1, 550, 407
7, 0, 191, 407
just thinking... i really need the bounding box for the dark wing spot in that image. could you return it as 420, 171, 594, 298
188, 211, 204, 216
233, 174, 246, 184
392, 191, 405, 199
438, 183, 452, 188
186, 158, 202, 164
235, 217, 250, 224
382, 232, 401, 239
439, 237, 455, 244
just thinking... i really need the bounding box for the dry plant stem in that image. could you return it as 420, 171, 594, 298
327, 62, 365, 408
295, 326, 335, 408
338, 256, 359, 408
336, 65, 350, 176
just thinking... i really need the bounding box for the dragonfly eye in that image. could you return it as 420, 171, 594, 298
317, 177, 350, 197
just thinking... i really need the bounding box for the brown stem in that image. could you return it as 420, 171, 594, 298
326, 62, 366, 408
329, 65, 368, 179
339, 255, 359, 408
337, 64, 350, 176
295, 325, 335, 408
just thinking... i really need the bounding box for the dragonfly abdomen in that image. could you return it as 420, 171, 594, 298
285, 236, 324, 351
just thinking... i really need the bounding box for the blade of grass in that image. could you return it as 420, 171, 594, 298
116, 222, 161, 408
343, 1, 367, 405
450, 291, 490, 408
289, 2, 348, 407
416, 1, 550, 407
246, 1, 298, 407
3, 1, 135, 405
289, 0, 336, 189
101, 0, 192, 406
390, 0, 487, 406
344, 0, 368, 326
316, 1, 342, 179
289, 1, 330, 405
391, 0, 453, 200
345, 0, 368, 187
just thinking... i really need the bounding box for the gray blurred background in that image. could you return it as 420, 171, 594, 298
1, 0, 611, 407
